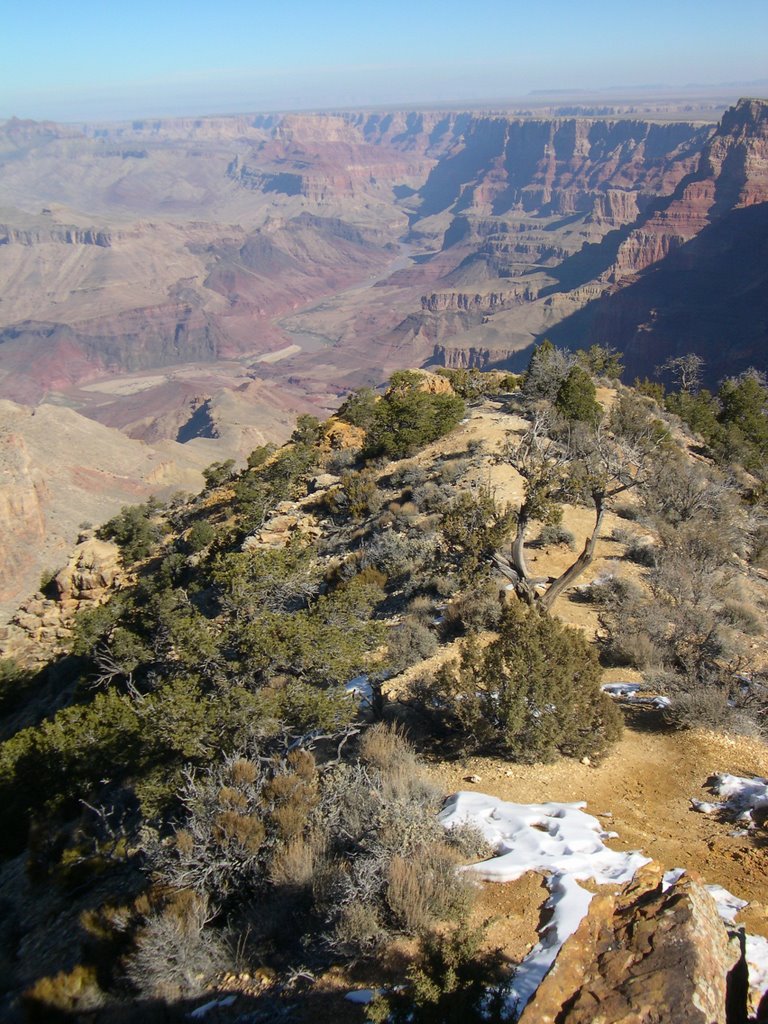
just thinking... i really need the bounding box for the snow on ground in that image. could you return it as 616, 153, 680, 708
746, 935, 768, 1007
706, 882, 748, 923
690, 773, 768, 1006
601, 682, 671, 709
691, 773, 768, 826
345, 674, 374, 709
344, 989, 379, 1005
189, 994, 236, 1018
440, 783, 768, 1017
439, 791, 650, 1016
602, 682, 642, 698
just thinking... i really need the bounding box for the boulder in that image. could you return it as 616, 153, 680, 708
519, 863, 744, 1024
54, 537, 121, 605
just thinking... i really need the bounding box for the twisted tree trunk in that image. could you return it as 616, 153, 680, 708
539, 496, 605, 612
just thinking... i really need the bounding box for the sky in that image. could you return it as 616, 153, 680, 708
3, 0, 767, 122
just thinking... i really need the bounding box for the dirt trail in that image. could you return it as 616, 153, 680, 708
428, 722, 768, 941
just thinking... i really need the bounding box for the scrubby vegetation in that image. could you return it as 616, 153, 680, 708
1, 362, 767, 1020
419, 603, 622, 761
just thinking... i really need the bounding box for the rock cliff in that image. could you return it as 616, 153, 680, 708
0, 401, 211, 621
608, 97, 768, 282
518, 864, 748, 1024
544, 97, 768, 382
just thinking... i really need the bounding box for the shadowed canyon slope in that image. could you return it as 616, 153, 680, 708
0, 104, 727, 402
1, 99, 767, 609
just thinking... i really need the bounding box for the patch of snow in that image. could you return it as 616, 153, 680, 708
662, 867, 686, 891
691, 773, 768, 826
709, 773, 768, 821
650, 869, 767, 1009
601, 682, 671, 710
440, 791, 650, 1016
705, 883, 748, 924
345, 674, 373, 709
704, 882, 768, 1008
690, 799, 722, 814
601, 682, 642, 697
189, 994, 237, 1019
746, 935, 768, 1006
344, 989, 379, 1004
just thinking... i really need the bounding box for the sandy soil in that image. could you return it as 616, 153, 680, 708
428, 721, 768, 947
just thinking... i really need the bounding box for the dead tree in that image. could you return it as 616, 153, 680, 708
498, 401, 669, 612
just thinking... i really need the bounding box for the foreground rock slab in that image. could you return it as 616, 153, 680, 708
518, 863, 745, 1024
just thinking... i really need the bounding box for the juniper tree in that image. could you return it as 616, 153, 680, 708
498, 393, 669, 611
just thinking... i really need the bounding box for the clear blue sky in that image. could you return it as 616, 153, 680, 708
3, 0, 767, 121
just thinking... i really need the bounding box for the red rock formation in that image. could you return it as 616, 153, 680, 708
518, 864, 745, 1024
609, 97, 768, 282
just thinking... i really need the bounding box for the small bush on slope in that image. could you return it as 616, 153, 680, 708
363, 371, 465, 460
419, 602, 622, 761
368, 920, 510, 1024
554, 365, 603, 425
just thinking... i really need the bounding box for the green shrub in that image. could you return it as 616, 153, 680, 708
96, 499, 163, 564
715, 372, 768, 473
246, 443, 276, 469
202, 459, 236, 490
363, 372, 465, 460
665, 389, 719, 441
633, 376, 665, 401
721, 599, 763, 636
313, 726, 477, 955
0, 658, 36, 716
337, 387, 379, 430
23, 965, 105, 1020
521, 339, 573, 402
441, 488, 515, 579
332, 468, 382, 521
368, 921, 509, 1024
421, 603, 622, 761
385, 618, 438, 676
123, 892, 227, 1001
291, 414, 324, 446
555, 365, 603, 425
362, 530, 438, 586
538, 523, 575, 548
576, 344, 624, 379
435, 368, 495, 401
443, 584, 502, 635
185, 520, 216, 553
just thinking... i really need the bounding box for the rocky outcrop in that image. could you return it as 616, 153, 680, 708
0, 432, 48, 605
0, 225, 113, 246
52, 535, 122, 610
0, 304, 224, 388
519, 864, 745, 1024
609, 97, 768, 282
545, 99, 768, 383
0, 399, 210, 623
415, 117, 709, 221
420, 289, 533, 313
7, 536, 123, 658
242, 499, 322, 551
586, 188, 644, 227
433, 344, 518, 370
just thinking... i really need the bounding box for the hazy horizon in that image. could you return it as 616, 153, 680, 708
3, 0, 767, 123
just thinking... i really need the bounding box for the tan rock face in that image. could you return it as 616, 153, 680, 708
3, 535, 123, 662
519, 864, 743, 1024
53, 537, 122, 607
0, 430, 48, 603
322, 420, 366, 452
385, 369, 455, 396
